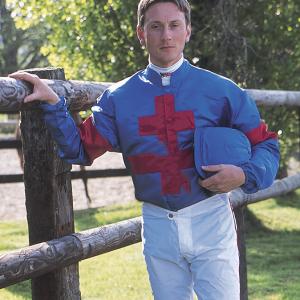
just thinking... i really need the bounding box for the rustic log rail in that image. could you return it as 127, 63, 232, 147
0, 75, 111, 112
0, 173, 299, 289
0, 71, 299, 300
0, 136, 129, 184
0, 137, 22, 149
0, 217, 142, 289
1, 76, 300, 112
0, 168, 130, 183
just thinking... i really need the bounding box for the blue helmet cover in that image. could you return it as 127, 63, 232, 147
194, 127, 251, 179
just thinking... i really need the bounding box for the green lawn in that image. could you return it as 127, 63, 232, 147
245, 189, 300, 300
0, 190, 299, 300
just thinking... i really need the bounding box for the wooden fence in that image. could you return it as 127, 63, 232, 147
0, 67, 299, 300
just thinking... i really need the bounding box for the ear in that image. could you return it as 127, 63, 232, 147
185, 24, 192, 43
137, 25, 145, 46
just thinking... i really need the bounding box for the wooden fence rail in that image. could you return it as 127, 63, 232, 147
0, 136, 129, 183
0, 217, 142, 289
0, 138, 22, 149
1, 75, 300, 113
0, 168, 129, 184
1, 173, 299, 289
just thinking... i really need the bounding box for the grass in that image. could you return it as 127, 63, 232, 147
0, 190, 300, 299
0, 114, 16, 134
245, 189, 300, 300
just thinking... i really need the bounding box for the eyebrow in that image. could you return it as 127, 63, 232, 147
147, 19, 183, 25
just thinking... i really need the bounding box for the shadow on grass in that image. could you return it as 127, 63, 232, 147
74, 202, 141, 231
75, 207, 106, 231
4, 280, 31, 299
273, 189, 300, 209
246, 228, 300, 299
244, 206, 300, 299
244, 207, 272, 234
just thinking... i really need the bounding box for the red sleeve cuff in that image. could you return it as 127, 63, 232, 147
79, 116, 112, 162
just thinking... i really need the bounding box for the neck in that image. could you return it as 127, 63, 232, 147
149, 55, 184, 75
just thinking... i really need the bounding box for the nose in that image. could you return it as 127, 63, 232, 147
161, 26, 172, 40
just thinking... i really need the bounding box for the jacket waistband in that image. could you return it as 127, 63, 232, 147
142, 193, 229, 218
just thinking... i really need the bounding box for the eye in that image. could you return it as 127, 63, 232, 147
170, 22, 181, 29
151, 24, 160, 30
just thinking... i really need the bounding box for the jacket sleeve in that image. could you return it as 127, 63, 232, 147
40, 89, 120, 165
228, 88, 280, 193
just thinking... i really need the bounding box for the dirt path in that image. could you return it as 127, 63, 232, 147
0, 149, 135, 221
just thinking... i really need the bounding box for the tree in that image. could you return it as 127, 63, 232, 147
0, 0, 48, 75
7, 0, 146, 81
186, 0, 299, 176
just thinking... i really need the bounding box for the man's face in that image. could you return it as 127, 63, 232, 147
137, 2, 191, 68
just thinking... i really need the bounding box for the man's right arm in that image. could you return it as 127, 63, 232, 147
8, 72, 115, 165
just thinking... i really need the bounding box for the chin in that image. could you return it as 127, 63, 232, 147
156, 57, 178, 67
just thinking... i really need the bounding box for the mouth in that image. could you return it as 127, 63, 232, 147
160, 46, 175, 50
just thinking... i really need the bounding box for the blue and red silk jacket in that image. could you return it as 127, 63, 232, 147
41, 60, 280, 211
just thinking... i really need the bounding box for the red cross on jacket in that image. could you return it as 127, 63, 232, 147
128, 94, 195, 195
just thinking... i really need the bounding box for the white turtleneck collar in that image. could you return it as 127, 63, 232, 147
149, 55, 184, 86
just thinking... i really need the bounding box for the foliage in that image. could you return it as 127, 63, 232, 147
1, 192, 300, 299
187, 0, 300, 175
188, 0, 300, 90
7, 0, 146, 81
0, 0, 48, 75
6, 0, 300, 173
6, 0, 300, 84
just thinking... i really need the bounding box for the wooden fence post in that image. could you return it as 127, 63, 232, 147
20, 68, 81, 299
234, 206, 248, 300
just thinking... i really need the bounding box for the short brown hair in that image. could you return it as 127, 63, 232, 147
137, 0, 191, 27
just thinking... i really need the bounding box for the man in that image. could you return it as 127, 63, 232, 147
9, 0, 279, 299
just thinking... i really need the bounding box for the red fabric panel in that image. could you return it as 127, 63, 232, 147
131, 94, 195, 195
139, 94, 195, 153
245, 121, 278, 146
79, 116, 112, 162
128, 148, 194, 194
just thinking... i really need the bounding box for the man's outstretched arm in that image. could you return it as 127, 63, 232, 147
8, 72, 116, 165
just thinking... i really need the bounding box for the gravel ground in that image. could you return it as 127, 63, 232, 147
0, 148, 135, 221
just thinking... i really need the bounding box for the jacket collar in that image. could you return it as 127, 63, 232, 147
142, 59, 191, 88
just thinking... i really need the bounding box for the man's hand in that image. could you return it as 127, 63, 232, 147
8, 71, 59, 105
198, 164, 245, 193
